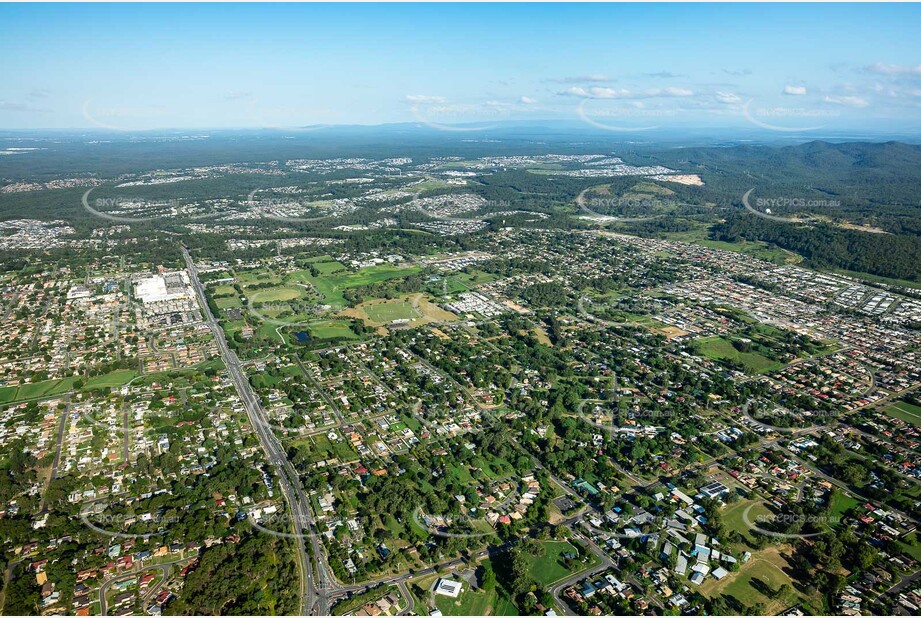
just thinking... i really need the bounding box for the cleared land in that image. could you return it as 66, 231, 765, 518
523, 540, 601, 586
698, 546, 809, 614
695, 336, 781, 374
342, 293, 457, 328
883, 401, 921, 426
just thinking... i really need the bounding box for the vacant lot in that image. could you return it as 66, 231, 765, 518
699, 546, 803, 614
883, 401, 921, 426
523, 540, 600, 586
696, 336, 781, 374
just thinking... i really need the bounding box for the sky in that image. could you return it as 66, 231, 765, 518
1, 3, 921, 134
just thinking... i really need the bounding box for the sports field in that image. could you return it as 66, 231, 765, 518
364, 300, 419, 323
883, 400, 921, 426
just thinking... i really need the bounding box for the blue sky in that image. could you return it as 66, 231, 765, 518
1, 3, 920, 132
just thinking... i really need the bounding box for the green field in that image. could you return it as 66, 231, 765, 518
722, 499, 774, 547
289, 264, 421, 309
895, 532, 921, 562
290, 434, 359, 463
83, 370, 137, 390
828, 492, 860, 519
883, 401, 921, 426
696, 336, 782, 374
306, 320, 359, 340
523, 541, 600, 586
314, 262, 346, 275
434, 579, 518, 616
364, 300, 420, 323
215, 296, 242, 309
212, 284, 238, 296
0, 377, 77, 403
0, 368, 140, 404
702, 552, 801, 613
249, 286, 305, 303
658, 225, 800, 265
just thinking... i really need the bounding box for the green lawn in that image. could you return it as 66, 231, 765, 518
212, 284, 238, 296
289, 264, 421, 309
307, 321, 359, 340
695, 336, 782, 374
364, 301, 420, 323
312, 260, 347, 274
434, 582, 518, 616
722, 499, 774, 547
84, 370, 137, 390
524, 541, 601, 586
249, 286, 305, 303
828, 492, 860, 519
704, 555, 798, 612
0, 368, 139, 404
215, 296, 242, 309
0, 377, 78, 403
290, 434, 358, 463
883, 401, 921, 426
895, 532, 921, 562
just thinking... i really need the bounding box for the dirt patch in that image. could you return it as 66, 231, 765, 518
658, 326, 690, 339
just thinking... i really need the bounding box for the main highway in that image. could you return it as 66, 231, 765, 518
182, 245, 333, 615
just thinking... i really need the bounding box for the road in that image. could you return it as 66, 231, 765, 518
182, 245, 332, 615
98, 558, 190, 616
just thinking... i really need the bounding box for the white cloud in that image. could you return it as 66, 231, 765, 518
549, 74, 612, 84
405, 95, 448, 104
519, 96, 537, 104
783, 85, 807, 96
715, 91, 742, 104
660, 87, 694, 97
865, 62, 921, 76
824, 95, 869, 108
557, 86, 627, 98
558, 86, 693, 99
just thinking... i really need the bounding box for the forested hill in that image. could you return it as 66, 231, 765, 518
647, 140, 921, 208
